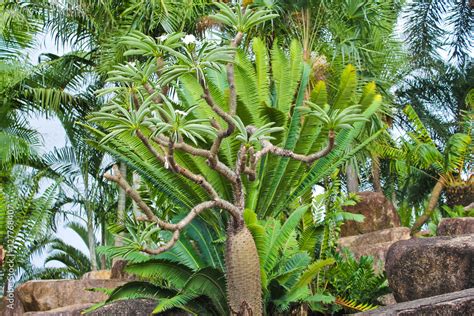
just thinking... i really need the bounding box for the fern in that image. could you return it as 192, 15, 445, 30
335, 296, 378, 312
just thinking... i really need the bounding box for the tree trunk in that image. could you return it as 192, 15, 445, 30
410, 177, 445, 235
100, 218, 107, 269
84, 174, 97, 271
346, 164, 359, 193
372, 156, 383, 193
115, 163, 127, 248
225, 223, 262, 315
86, 206, 97, 271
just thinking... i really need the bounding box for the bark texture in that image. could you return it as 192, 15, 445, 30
226, 225, 262, 315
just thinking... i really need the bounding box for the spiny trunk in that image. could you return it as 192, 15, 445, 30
346, 164, 359, 193
226, 223, 262, 315
410, 177, 445, 235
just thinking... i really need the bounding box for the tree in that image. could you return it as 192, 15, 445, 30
86, 3, 383, 313
379, 105, 472, 234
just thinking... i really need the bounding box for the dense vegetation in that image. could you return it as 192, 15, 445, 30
0, 0, 472, 315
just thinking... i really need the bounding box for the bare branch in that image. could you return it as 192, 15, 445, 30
152, 135, 238, 183
104, 165, 176, 230
142, 230, 180, 254
166, 140, 220, 200
252, 128, 336, 164
136, 130, 166, 164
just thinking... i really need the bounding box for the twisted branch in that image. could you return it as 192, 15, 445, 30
251, 127, 336, 164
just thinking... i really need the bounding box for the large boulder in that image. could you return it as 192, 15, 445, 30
81, 270, 111, 280
338, 227, 411, 270
356, 288, 474, 315
437, 217, 474, 236
23, 303, 93, 315
15, 279, 125, 312
385, 235, 474, 302
340, 192, 401, 237
88, 299, 191, 316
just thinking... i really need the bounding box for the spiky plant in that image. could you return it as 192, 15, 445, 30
85, 3, 383, 313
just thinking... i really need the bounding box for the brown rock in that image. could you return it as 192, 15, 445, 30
385, 235, 474, 302
338, 227, 411, 270
437, 217, 474, 236
23, 303, 93, 315
340, 192, 401, 237
16, 279, 126, 312
81, 270, 111, 280
356, 288, 474, 315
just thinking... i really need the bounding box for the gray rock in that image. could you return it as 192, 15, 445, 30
437, 217, 474, 236
340, 192, 401, 237
385, 235, 474, 302
88, 299, 191, 316
356, 288, 474, 315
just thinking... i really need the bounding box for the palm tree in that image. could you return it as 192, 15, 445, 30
379, 105, 472, 234
45, 222, 98, 278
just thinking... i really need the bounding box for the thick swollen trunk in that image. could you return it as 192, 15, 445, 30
346, 164, 359, 193
410, 177, 445, 235
225, 224, 262, 315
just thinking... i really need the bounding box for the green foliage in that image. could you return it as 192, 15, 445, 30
327, 249, 389, 307
0, 171, 60, 289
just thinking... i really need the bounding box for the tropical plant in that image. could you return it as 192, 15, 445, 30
378, 105, 472, 234
44, 222, 98, 279
0, 170, 60, 296
327, 249, 390, 310
85, 1, 383, 309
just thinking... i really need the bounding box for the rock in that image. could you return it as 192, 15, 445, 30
111, 259, 136, 280
355, 288, 474, 315
338, 227, 411, 269
81, 270, 111, 280
385, 235, 474, 302
377, 294, 397, 306
16, 279, 126, 312
88, 299, 191, 316
437, 217, 474, 236
340, 192, 401, 237
23, 303, 93, 315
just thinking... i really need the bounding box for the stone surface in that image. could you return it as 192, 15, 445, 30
356, 288, 474, 315
437, 217, 474, 236
338, 227, 411, 269
23, 303, 93, 315
16, 279, 126, 312
88, 299, 191, 316
340, 192, 401, 237
88, 299, 157, 316
385, 235, 474, 302
81, 269, 111, 280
